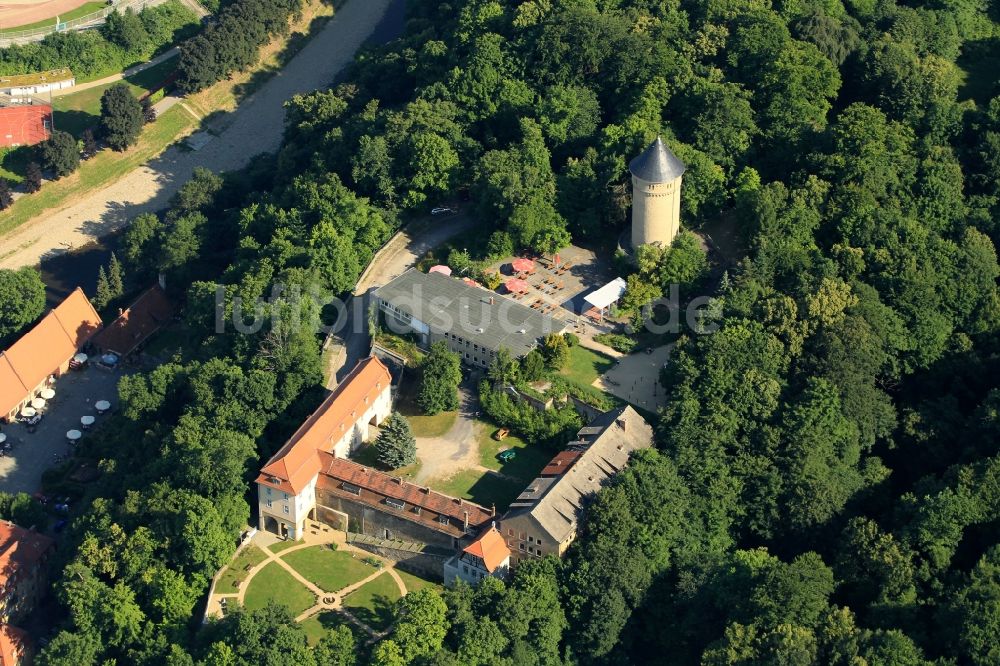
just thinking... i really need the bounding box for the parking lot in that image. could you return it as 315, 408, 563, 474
0, 366, 123, 494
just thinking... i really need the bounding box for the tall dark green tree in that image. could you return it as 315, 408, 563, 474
100, 84, 145, 151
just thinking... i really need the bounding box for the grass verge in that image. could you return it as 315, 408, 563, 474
559, 345, 615, 387
216, 545, 268, 593
5, 1, 105, 31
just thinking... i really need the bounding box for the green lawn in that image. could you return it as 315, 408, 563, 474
243, 561, 316, 616
216, 545, 268, 593
343, 572, 401, 631
266, 539, 300, 554
396, 569, 444, 596
428, 468, 526, 512
559, 345, 615, 386
282, 546, 376, 593
300, 610, 356, 646
0, 146, 33, 184
53, 56, 179, 138
477, 418, 551, 484
5, 1, 105, 31
396, 375, 457, 438
0, 103, 196, 237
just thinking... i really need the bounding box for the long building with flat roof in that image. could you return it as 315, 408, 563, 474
373, 268, 566, 368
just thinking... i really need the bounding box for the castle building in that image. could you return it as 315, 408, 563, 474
630, 136, 686, 249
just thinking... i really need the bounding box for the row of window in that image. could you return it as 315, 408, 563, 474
339, 481, 453, 526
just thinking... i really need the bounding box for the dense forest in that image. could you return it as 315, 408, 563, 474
29, 0, 1000, 663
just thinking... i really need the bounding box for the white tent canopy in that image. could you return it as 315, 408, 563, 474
584, 277, 628, 311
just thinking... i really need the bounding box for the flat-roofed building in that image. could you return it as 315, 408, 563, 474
373, 268, 566, 368
256, 357, 393, 540
499, 406, 653, 565
0, 288, 102, 422
0, 69, 74, 98
0, 522, 55, 624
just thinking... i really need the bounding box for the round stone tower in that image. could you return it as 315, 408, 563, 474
629, 136, 686, 249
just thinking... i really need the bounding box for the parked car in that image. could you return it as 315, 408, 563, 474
493, 428, 510, 441
498, 449, 517, 463
431, 206, 455, 215
54, 503, 70, 514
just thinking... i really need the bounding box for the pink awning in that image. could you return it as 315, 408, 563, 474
462, 277, 483, 288
504, 278, 530, 293
429, 265, 452, 276
511, 258, 535, 273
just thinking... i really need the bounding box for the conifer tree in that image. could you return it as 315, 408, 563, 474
375, 413, 417, 469
94, 266, 112, 310
108, 253, 125, 299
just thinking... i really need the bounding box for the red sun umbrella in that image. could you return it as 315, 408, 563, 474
505, 278, 530, 293
511, 257, 535, 273
463, 277, 483, 288
429, 265, 452, 276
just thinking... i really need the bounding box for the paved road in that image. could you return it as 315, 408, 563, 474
0, 0, 397, 270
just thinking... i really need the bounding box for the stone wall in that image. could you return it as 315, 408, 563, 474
316, 493, 460, 550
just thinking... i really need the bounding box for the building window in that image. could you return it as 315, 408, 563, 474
528, 535, 534, 543
342, 482, 361, 495
519, 543, 525, 552
438, 515, 450, 526
265, 486, 272, 496
282, 492, 288, 501
385, 497, 405, 510
266, 500, 272, 508
283, 505, 290, 515
519, 531, 525, 540
463, 565, 469, 574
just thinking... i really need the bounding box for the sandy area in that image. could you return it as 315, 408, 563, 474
0, 0, 395, 270
0, 0, 92, 28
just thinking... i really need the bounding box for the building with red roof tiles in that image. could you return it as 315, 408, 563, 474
0, 288, 102, 422
256, 357, 393, 540
443, 525, 511, 586
0, 624, 31, 666
92, 285, 175, 359
0, 522, 55, 624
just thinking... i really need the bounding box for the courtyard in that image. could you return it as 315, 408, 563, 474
0, 364, 123, 494
208, 521, 442, 642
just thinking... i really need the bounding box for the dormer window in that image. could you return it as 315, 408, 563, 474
385, 497, 405, 510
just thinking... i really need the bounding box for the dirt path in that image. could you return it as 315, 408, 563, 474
412, 385, 480, 484
0, 0, 396, 270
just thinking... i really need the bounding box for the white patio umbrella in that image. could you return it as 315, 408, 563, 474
95, 400, 111, 413
80, 415, 95, 428
30, 397, 45, 410
66, 430, 82, 442
40, 388, 55, 400
20, 407, 36, 418
0, 433, 6, 445
73, 353, 88, 364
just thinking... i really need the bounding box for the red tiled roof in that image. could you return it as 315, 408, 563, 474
540, 450, 583, 477
0, 522, 54, 589
0, 288, 101, 417
0, 625, 29, 666
463, 526, 510, 572
316, 453, 493, 529
257, 357, 392, 495
92, 285, 174, 356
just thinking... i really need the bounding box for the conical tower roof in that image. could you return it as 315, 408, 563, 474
629, 136, 686, 183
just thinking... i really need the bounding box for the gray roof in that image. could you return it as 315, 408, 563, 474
629, 136, 686, 183
373, 269, 566, 358
503, 405, 654, 544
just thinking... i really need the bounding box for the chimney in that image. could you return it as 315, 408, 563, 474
491, 504, 496, 517
616, 416, 627, 432
463, 511, 469, 530
118, 308, 125, 316
489, 296, 495, 305
394, 477, 403, 484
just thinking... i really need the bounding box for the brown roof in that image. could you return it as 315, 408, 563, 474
0, 522, 54, 588
258, 357, 392, 495
540, 450, 582, 477
315, 454, 493, 537
463, 526, 510, 572
93, 285, 174, 356
0, 288, 101, 417
0, 625, 29, 666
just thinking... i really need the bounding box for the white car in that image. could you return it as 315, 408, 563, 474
431, 207, 455, 215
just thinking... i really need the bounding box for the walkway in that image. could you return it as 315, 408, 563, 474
0, 0, 398, 270
51, 47, 183, 99
209, 521, 419, 640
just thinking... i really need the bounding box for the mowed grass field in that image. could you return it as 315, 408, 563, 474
242, 561, 316, 616
52, 56, 179, 137
282, 546, 375, 594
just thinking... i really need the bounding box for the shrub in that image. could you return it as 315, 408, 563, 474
39, 130, 80, 177
594, 333, 639, 354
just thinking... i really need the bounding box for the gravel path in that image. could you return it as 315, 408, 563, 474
0, 0, 395, 270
